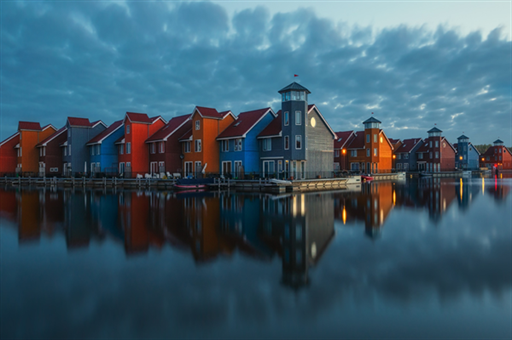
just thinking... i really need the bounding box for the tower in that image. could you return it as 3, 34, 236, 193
363, 116, 381, 173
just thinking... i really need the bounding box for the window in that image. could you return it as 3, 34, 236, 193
64, 147, 67, 157
443, 142, 446, 148
184, 142, 191, 153
295, 135, 302, 149
195, 139, 202, 152
418, 153, 423, 159
284, 136, 289, 150
91, 147, 95, 156
374, 134, 377, 143
195, 161, 202, 173
159, 142, 164, 153
380, 136, 383, 143
430, 152, 432, 159
435, 141, 439, 147
429, 141, 432, 148
43, 147, 46, 156
499, 148, 502, 153
335, 150, 340, 157
374, 148, 377, 156
159, 161, 164, 171
366, 135, 370, 143
351, 150, 357, 157
126, 125, 130, 134
234, 161, 242, 177
397, 154, 401, 160
120, 145, 124, 154
435, 151, 439, 158
126, 162, 131, 168
295, 111, 301, 125
195, 120, 200, 130
486, 156, 490, 161
262, 139, 271, 151
404, 163, 409, 170
284, 111, 289, 126
40, 148, 43, 157
397, 163, 402, 169
366, 149, 370, 157
151, 143, 156, 154
126, 142, 131, 154
96, 145, 100, 155
296, 225, 302, 241
69, 145, 71, 156
334, 162, 340, 170
404, 154, 409, 160
221, 140, 229, 152
235, 138, 242, 151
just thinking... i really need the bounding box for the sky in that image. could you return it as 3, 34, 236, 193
1, 0, 511, 145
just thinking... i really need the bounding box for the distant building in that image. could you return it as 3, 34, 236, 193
36, 126, 67, 176
0, 132, 20, 176
455, 135, 480, 170
479, 139, 512, 170
86, 120, 124, 175
414, 127, 456, 172
333, 131, 356, 172
16, 122, 57, 175
394, 138, 424, 171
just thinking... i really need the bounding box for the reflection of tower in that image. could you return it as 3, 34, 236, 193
362, 182, 394, 239
456, 178, 480, 211
120, 191, 150, 255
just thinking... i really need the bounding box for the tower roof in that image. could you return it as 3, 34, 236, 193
457, 134, 469, 140
494, 139, 504, 144
278, 82, 311, 94
428, 127, 442, 133
362, 117, 381, 124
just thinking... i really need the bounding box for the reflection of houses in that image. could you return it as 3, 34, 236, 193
118, 192, 150, 254
486, 177, 511, 202
456, 178, 481, 211
417, 178, 457, 223
17, 191, 41, 242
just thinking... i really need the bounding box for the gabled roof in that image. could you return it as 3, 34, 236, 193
125, 112, 152, 124
346, 131, 365, 149
37, 126, 67, 147
494, 139, 504, 144
258, 110, 282, 138
378, 130, 395, 150
453, 143, 458, 150
395, 138, 422, 153
18, 121, 42, 131
68, 117, 91, 127
334, 131, 356, 149
193, 106, 235, 120
114, 136, 125, 145
363, 117, 381, 124
416, 142, 429, 153
0, 132, 20, 147
389, 138, 400, 145
308, 104, 337, 139
90, 120, 107, 128
428, 127, 442, 133
42, 124, 56, 131
150, 116, 167, 124
278, 82, 311, 94
146, 114, 191, 143
457, 134, 469, 140
469, 142, 481, 155
86, 120, 123, 145
217, 108, 275, 140
443, 137, 457, 153
179, 129, 193, 142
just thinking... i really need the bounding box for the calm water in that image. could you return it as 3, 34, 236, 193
1, 177, 511, 339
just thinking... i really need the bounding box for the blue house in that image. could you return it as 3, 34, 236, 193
86, 120, 124, 175
455, 135, 480, 170
216, 107, 276, 178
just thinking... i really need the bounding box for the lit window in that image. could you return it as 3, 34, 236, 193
380, 136, 383, 143
374, 148, 377, 156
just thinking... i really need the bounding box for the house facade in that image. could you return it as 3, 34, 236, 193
479, 139, 512, 170
117, 112, 166, 177
86, 120, 124, 175
62, 118, 106, 176
455, 135, 480, 170
394, 138, 424, 171
36, 126, 67, 176
414, 127, 456, 172
146, 114, 191, 175
333, 131, 356, 172
217, 107, 276, 178
0, 132, 20, 176
181, 106, 235, 177
16, 122, 56, 175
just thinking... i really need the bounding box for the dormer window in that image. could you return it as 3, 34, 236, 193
195, 120, 200, 130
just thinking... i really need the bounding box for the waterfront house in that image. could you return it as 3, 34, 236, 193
389, 138, 401, 169
256, 82, 337, 179
62, 117, 107, 176
414, 127, 456, 172
117, 112, 166, 177
333, 131, 356, 172
394, 138, 424, 171
479, 139, 512, 170
217, 107, 276, 178
455, 135, 480, 170
146, 114, 191, 176
36, 126, 67, 176
86, 120, 124, 175
181, 106, 235, 177
0, 132, 20, 176
16, 122, 57, 175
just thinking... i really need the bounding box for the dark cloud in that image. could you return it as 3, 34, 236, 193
1, 1, 510, 145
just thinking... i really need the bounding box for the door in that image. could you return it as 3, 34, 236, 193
119, 162, 125, 175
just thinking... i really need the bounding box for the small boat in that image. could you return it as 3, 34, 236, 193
361, 175, 374, 182
174, 178, 214, 190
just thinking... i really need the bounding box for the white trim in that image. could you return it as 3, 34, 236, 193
38, 127, 68, 147
146, 115, 191, 143
260, 156, 284, 159
0, 132, 20, 147
86, 123, 123, 145
257, 132, 282, 139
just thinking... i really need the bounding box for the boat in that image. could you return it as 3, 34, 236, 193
174, 178, 214, 190
361, 174, 374, 181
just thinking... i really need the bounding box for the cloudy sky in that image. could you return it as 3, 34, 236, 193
1, 0, 511, 145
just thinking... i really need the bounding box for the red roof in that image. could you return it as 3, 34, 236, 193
416, 142, 429, 153
150, 116, 167, 124
114, 135, 125, 144
146, 114, 191, 142
0, 132, 20, 147
37, 126, 67, 147
18, 121, 42, 131
218, 110, 233, 117
42, 124, 56, 131
217, 108, 273, 140
346, 131, 365, 149
68, 117, 91, 127
86, 120, 123, 145
179, 129, 193, 142
395, 138, 422, 153
334, 131, 355, 149
258, 110, 282, 138
126, 112, 151, 124
194, 106, 233, 119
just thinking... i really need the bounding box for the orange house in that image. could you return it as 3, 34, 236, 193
16, 122, 56, 175
117, 112, 166, 177
181, 106, 235, 176
345, 117, 394, 173
0, 132, 20, 176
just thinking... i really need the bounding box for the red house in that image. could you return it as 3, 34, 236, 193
0, 132, 20, 176
146, 114, 191, 176
333, 131, 356, 172
36, 126, 67, 176
415, 127, 456, 172
480, 139, 512, 170
117, 112, 166, 177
